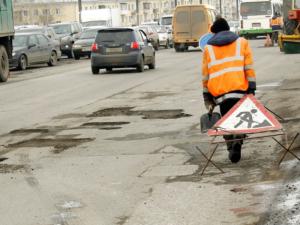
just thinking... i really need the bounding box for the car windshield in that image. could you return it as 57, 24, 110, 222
96, 30, 134, 44
240, 1, 272, 16
13, 35, 28, 47
17, 28, 43, 33
51, 24, 71, 34
80, 29, 97, 39
161, 17, 172, 25
82, 21, 107, 27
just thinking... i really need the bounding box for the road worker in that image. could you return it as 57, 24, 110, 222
202, 18, 256, 163
270, 12, 283, 44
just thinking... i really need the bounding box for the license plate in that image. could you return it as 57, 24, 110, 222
82, 47, 90, 52
252, 23, 261, 28
106, 47, 122, 53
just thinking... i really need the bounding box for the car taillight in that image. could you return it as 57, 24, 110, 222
91, 43, 98, 52
131, 41, 139, 49
241, 20, 243, 29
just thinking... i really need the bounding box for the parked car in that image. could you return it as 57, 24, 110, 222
73, 27, 104, 60
138, 25, 160, 50
10, 33, 60, 70
91, 27, 156, 74
49, 22, 82, 58
156, 26, 173, 48
15, 26, 61, 58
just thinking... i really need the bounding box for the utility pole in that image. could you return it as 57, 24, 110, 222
219, 0, 222, 16
175, 0, 177, 7
136, 0, 139, 25
78, 0, 82, 23
236, 0, 239, 20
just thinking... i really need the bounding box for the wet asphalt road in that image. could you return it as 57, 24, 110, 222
0, 41, 300, 225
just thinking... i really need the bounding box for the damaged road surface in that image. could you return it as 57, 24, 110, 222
0, 40, 300, 225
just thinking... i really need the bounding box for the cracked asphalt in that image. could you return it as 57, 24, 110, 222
0, 40, 299, 225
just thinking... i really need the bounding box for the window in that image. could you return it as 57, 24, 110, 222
23, 10, 28, 17
34, 9, 39, 16
139, 30, 147, 41
29, 35, 39, 46
176, 11, 189, 24
240, 1, 272, 17
0, 0, 7, 8
192, 11, 205, 23
143, 3, 150, 10
120, 3, 127, 10
36, 34, 48, 45
56, 8, 60, 15
43, 9, 50, 15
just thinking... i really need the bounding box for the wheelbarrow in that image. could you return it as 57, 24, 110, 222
200, 105, 221, 133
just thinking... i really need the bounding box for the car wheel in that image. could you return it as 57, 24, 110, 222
165, 40, 169, 49
106, 68, 113, 72
18, 54, 27, 70
91, 66, 99, 74
74, 54, 80, 60
0, 45, 9, 82
137, 56, 144, 72
148, 55, 155, 70
48, 51, 58, 66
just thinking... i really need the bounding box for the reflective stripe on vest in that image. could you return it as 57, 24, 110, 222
215, 93, 245, 104
206, 38, 244, 78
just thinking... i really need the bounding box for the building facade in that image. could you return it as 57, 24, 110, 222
13, 0, 238, 26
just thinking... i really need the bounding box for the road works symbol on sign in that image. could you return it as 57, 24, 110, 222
208, 94, 282, 136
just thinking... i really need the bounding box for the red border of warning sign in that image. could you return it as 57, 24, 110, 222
208, 94, 282, 136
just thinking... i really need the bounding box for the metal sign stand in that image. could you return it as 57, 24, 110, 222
196, 130, 300, 176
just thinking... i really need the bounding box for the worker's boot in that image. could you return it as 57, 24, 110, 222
223, 135, 233, 152
228, 134, 245, 163
229, 142, 242, 163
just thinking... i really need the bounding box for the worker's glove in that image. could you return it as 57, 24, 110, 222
204, 100, 216, 113
247, 88, 256, 96
203, 92, 215, 113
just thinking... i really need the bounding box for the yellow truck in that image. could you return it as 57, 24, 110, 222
172, 4, 216, 52
278, 0, 300, 53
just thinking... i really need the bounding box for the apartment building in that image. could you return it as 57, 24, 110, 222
13, 0, 238, 26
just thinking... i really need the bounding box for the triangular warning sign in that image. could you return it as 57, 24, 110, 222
208, 94, 282, 136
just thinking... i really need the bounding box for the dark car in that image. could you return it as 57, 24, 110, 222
15, 26, 61, 58
91, 27, 156, 74
73, 27, 104, 60
49, 22, 82, 58
138, 25, 160, 50
10, 33, 60, 70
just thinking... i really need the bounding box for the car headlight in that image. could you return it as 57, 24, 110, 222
12, 52, 16, 56
73, 44, 81, 49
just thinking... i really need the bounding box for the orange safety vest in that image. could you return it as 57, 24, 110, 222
270, 17, 283, 26
202, 38, 256, 102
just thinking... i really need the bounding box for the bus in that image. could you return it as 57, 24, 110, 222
239, 0, 283, 38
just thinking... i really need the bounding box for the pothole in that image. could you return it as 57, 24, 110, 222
88, 107, 134, 117
0, 157, 8, 162
9, 128, 49, 134
53, 113, 86, 119
0, 164, 25, 173
88, 107, 192, 119
80, 121, 130, 130
8, 138, 94, 154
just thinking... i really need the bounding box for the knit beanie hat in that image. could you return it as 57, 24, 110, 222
211, 18, 230, 33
